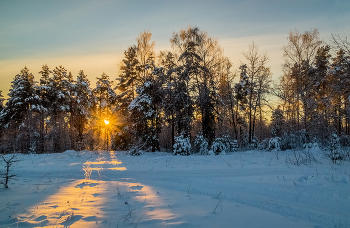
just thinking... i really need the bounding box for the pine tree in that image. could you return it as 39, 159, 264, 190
117, 46, 140, 103
49, 65, 71, 152
73, 70, 92, 148
271, 106, 285, 137
0, 91, 5, 147
0, 67, 36, 152
170, 27, 201, 140
92, 72, 117, 150
37, 64, 52, 153
159, 51, 179, 148
309, 46, 331, 139
128, 58, 164, 151
330, 49, 350, 135
173, 134, 191, 156
234, 64, 249, 142
114, 46, 140, 150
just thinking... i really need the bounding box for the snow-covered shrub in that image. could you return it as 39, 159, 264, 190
173, 135, 191, 156
241, 134, 250, 148
267, 137, 281, 151
193, 135, 211, 155
339, 148, 350, 161
258, 138, 269, 150
279, 132, 293, 150
279, 130, 311, 151
250, 137, 258, 149
339, 135, 350, 147
232, 139, 238, 151
326, 134, 342, 164
222, 135, 237, 152
210, 138, 227, 155
83, 163, 92, 180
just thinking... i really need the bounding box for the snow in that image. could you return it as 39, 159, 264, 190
128, 94, 152, 111
1, 149, 350, 227
144, 81, 152, 87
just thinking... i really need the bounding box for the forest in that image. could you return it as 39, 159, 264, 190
0, 26, 350, 156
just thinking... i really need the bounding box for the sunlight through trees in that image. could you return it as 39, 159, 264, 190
1, 27, 350, 154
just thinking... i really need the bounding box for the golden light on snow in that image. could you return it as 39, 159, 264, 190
83, 151, 126, 172
104, 120, 109, 125
16, 180, 174, 227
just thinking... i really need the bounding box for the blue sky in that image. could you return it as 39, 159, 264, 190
1, 0, 349, 96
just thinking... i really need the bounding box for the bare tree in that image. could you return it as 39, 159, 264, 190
1, 154, 19, 188
283, 29, 322, 68
241, 42, 272, 144
331, 33, 350, 55
136, 30, 155, 80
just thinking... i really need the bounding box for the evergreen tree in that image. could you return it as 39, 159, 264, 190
117, 46, 140, 103
37, 64, 52, 153
49, 65, 71, 152
234, 64, 249, 142
114, 46, 140, 150
128, 58, 164, 151
159, 51, 179, 147
73, 70, 92, 147
271, 106, 285, 137
0, 91, 4, 112
309, 46, 332, 139
330, 49, 350, 135
170, 27, 201, 140
92, 72, 117, 150
0, 67, 36, 152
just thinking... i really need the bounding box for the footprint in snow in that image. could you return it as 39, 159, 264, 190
75, 182, 99, 188
130, 185, 143, 190
82, 216, 97, 221
34, 215, 47, 221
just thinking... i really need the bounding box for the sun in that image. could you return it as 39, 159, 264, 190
104, 120, 109, 125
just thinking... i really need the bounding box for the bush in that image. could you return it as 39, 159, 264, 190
325, 134, 342, 164
258, 138, 269, 150
267, 137, 281, 151
339, 148, 350, 161
286, 148, 318, 166
210, 138, 227, 155
193, 135, 211, 155
173, 134, 191, 156
250, 137, 258, 149
320, 134, 350, 163
277, 130, 311, 151
339, 135, 350, 147
222, 135, 238, 152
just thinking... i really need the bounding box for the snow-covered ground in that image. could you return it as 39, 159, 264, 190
1, 149, 349, 228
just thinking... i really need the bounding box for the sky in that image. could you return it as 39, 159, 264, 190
1, 0, 349, 97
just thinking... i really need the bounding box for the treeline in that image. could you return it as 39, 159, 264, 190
272, 30, 350, 150
0, 27, 349, 154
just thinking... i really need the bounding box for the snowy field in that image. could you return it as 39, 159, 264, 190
1, 149, 350, 228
